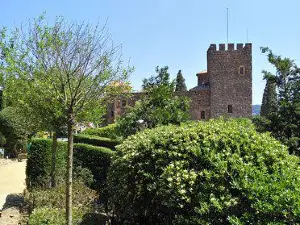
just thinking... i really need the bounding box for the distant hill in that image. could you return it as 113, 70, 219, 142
252, 105, 261, 116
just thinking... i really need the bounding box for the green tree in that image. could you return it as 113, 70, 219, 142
0, 15, 130, 224
0, 88, 3, 111
257, 47, 300, 154
0, 107, 39, 156
117, 66, 190, 137
0, 19, 66, 187
175, 69, 187, 92
260, 76, 277, 117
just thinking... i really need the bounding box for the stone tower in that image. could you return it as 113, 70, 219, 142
208, 43, 252, 118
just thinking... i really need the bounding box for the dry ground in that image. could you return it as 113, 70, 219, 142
0, 159, 26, 225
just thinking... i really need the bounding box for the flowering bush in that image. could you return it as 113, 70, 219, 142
108, 119, 300, 225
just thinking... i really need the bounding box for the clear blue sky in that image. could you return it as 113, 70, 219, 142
1, 0, 300, 104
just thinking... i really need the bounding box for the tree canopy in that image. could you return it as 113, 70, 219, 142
117, 66, 190, 137
254, 47, 300, 155
0, 14, 130, 224
0, 107, 39, 154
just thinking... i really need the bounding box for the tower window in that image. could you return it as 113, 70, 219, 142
201, 111, 206, 119
239, 66, 245, 75
228, 105, 233, 113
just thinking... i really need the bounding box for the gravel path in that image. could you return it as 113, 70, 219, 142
0, 158, 13, 167
0, 159, 26, 225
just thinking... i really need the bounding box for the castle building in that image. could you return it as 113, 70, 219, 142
106, 43, 252, 123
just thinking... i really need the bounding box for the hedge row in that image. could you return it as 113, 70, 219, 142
73, 143, 114, 191
74, 134, 119, 149
26, 138, 67, 189
82, 124, 118, 139
26, 139, 114, 191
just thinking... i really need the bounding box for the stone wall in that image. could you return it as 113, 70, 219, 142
106, 92, 144, 123
208, 43, 252, 118
197, 72, 209, 86
107, 90, 211, 123
176, 90, 211, 120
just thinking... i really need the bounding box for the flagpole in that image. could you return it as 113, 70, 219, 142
227, 8, 229, 44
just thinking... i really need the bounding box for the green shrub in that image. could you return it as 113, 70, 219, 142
26, 138, 67, 189
0, 107, 41, 155
108, 119, 300, 225
27, 183, 97, 224
0, 132, 6, 146
73, 165, 94, 186
74, 134, 119, 149
28, 207, 85, 225
82, 124, 118, 139
27, 183, 97, 210
26, 138, 113, 194
29, 207, 66, 225
74, 143, 114, 192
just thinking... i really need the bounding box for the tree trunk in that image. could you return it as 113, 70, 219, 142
50, 132, 57, 188
12, 143, 17, 158
66, 112, 74, 225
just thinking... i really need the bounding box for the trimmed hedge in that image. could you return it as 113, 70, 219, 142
82, 124, 118, 139
108, 119, 300, 225
26, 138, 67, 189
26, 138, 114, 193
73, 143, 114, 191
74, 134, 119, 149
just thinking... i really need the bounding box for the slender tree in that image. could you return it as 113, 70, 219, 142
258, 47, 300, 154
1, 15, 130, 224
260, 76, 277, 117
175, 69, 187, 92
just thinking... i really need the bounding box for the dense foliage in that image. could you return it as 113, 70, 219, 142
74, 134, 119, 149
73, 143, 114, 192
108, 119, 300, 225
0, 88, 3, 111
260, 78, 277, 117
175, 69, 187, 92
255, 47, 300, 155
1, 15, 131, 223
26, 138, 114, 193
26, 138, 67, 189
0, 107, 40, 155
27, 183, 98, 225
0, 132, 6, 146
117, 66, 190, 137
82, 124, 118, 139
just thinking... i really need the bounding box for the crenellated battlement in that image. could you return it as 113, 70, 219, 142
208, 43, 252, 52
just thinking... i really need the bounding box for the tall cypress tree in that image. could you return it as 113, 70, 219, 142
260, 78, 277, 117
175, 70, 187, 92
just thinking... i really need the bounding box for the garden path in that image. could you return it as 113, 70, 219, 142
0, 159, 26, 225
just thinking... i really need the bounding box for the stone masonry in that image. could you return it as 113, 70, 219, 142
106, 43, 252, 123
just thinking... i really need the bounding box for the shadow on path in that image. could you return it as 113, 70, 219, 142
0, 194, 24, 225
2, 194, 24, 210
